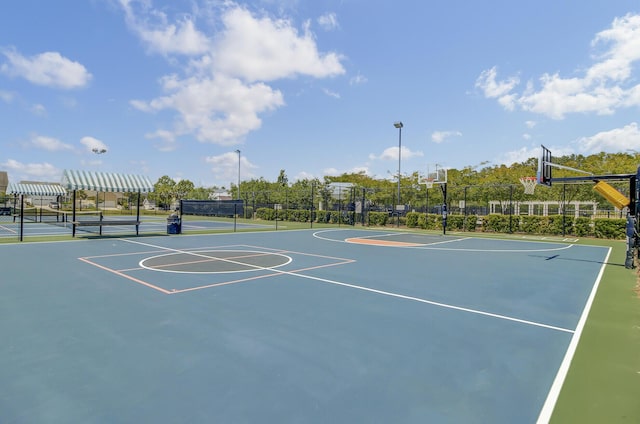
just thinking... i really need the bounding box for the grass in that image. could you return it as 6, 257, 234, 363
550, 238, 640, 423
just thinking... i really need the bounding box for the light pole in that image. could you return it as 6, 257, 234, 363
235, 149, 241, 200
92, 148, 107, 211
394, 122, 403, 225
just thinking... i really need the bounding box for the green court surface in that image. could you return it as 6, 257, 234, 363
0, 229, 636, 423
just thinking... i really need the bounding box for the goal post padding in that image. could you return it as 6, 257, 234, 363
593, 181, 630, 210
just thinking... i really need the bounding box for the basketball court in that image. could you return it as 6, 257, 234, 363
0, 228, 610, 423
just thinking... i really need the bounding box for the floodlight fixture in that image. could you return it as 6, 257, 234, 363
394, 121, 403, 129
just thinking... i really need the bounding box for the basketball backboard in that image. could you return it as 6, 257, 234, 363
537, 145, 552, 186
425, 164, 447, 184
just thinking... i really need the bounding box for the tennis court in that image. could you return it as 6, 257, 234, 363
0, 213, 273, 239
0, 228, 609, 423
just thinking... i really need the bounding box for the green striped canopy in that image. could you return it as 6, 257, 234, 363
62, 170, 154, 193
7, 183, 67, 196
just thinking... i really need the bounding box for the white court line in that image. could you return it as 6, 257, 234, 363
0, 224, 17, 234
536, 246, 612, 423
415, 244, 574, 253
421, 237, 471, 246
346, 231, 472, 247
120, 238, 574, 333
313, 229, 576, 253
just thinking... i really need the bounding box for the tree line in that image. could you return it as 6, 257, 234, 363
147, 152, 640, 211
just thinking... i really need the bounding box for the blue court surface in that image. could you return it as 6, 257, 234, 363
0, 229, 610, 423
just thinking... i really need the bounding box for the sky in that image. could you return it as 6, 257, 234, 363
2, 0, 640, 189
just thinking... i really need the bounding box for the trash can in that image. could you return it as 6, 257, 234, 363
167, 214, 181, 234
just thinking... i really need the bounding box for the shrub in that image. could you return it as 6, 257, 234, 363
574, 217, 592, 237
446, 215, 466, 231
483, 214, 512, 233
406, 212, 420, 228
520, 216, 543, 234
462, 214, 478, 232
368, 212, 388, 226
547, 215, 574, 235
255, 207, 275, 220
593, 218, 625, 239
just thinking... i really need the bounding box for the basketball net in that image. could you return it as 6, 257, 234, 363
420, 178, 434, 188
520, 176, 537, 194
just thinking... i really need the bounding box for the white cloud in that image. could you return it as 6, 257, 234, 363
576, 122, 640, 153
213, 7, 345, 82
348, 166, 370, 175
132, 74, 284, 144
431, 130, 462, 143
323, 167, 340, 177
80, 136, 109, 153
145, 129, 177, 152
371, 146, 424, 161
0, 47, 92, 89
496, 145, 574, 166
126, 3, 345, 146
478, 13, 640, 119
206, 151, 256, 182
318, 13, 339, 31
1, 158, 60, 180
30, 135, 73, 151
525, 120, 536, 129
129, 99, 152, 112
119, 0, 210, 56
497, 146, 541, 165
294, 171, 315, 181
475, 66, 519, 111
322, 166, 370, 177
322, 88, 340, 98
349, 73, 368, 86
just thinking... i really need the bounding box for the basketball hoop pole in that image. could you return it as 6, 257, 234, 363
441, 182, 448, 235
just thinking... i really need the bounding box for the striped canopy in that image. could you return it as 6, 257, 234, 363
62, 170, 154, 193
7, 183, 67, 196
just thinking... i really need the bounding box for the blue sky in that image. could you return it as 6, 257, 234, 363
2, 0, 640, 188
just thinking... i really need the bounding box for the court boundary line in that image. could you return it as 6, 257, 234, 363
535, 246, 612, 423
80, 241, 355, 294
0, 224, 18, 234
120, 238, 575, 333
139, 249, 293, 274
313, 229, 577, 253
78, 256, 172, 294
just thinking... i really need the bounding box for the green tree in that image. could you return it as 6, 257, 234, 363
153, 175, 176, 208
174, 179, 195, 201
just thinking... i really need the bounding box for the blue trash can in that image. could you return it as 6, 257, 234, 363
167, 215, 181, 234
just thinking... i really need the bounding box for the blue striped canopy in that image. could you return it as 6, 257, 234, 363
7, 183, 67, 196
62, 170, 154, 193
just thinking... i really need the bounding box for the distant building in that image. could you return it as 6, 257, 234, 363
208, 190, 232, 201
143, 198, 156, 210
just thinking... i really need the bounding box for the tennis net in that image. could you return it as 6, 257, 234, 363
15, 207, 102, 224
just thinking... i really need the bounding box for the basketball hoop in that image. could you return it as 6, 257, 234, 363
421, 178, 435, 189
520, 176, 537, 194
